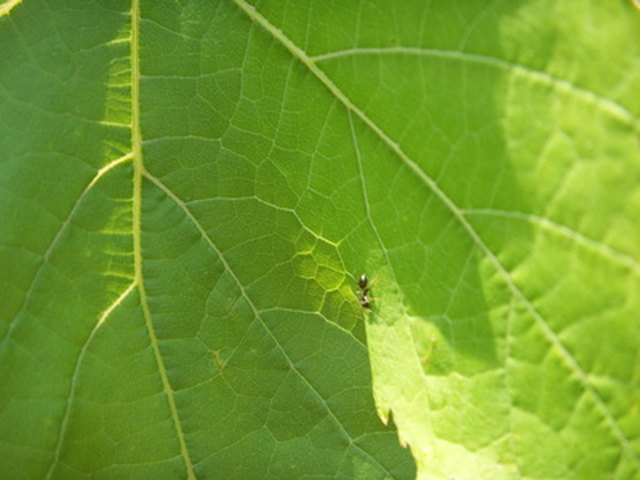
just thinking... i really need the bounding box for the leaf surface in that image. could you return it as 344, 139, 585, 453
1, 1, 639, 479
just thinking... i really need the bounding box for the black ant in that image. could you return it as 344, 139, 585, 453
358, 273, 372, 309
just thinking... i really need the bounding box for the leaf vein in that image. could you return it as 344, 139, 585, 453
231, 0, 639, 464
462, 208, 640, 277
130, 1, 196, 477
44, 282, 136, 479
0, 153, 133, 353
311, 46, 639, 131
143, 169, 398, 479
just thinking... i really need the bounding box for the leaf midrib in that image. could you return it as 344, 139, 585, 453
130, 1, 196, 478
230, 0, 639, 466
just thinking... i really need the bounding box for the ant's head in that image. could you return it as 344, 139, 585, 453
358, 274, 368, 289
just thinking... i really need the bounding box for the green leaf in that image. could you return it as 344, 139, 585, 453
1, 1, 639, 479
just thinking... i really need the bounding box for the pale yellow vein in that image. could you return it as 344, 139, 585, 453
44, 282, 136, 479
130, 0, 196, 477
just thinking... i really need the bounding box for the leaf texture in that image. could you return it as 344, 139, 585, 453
1, 1, 639, 479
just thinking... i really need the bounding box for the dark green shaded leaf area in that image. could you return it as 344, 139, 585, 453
1, 1, 639, 479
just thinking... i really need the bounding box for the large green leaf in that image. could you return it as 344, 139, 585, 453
1, 1, 639, 479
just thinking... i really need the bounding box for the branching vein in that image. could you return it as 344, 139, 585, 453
231, 0, 639, 464
311, 46, 639, 132
44, 282, 136, 479
130, 0, 196, 477
143, 170, 397, 479
462, 208, 640, 277
0, 152, 133, 354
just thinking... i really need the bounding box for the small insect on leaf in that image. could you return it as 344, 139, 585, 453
358, 273, 372, 309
